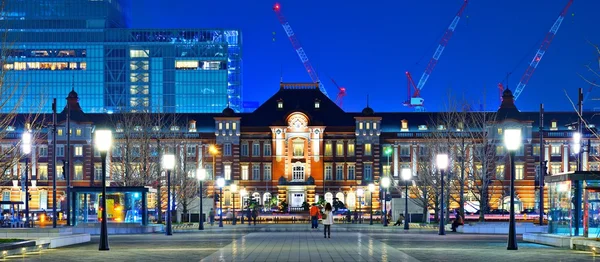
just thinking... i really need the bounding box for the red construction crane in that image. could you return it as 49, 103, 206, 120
500, 0, 573, 100
273, 3, 333, 98
330, 78, 347, 108
404, 0, 469, 112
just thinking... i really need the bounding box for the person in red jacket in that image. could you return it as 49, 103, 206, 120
309, 203, 320, 229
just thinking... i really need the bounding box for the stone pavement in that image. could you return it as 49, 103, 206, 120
4, 229, 598, 261
200, 232, 418, 262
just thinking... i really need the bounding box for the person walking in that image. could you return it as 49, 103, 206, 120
322, 203, 334, 238
208, 208, 215, 226
309, 203, 320, 229
252, 207, 258, 225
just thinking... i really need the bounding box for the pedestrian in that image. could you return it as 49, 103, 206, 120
394, 214, 404, 226
208, 208, 215, 226
322, 203, 333, 238
252, 207, 259, 225
309, 203, 320, 229
451, 212, 464, 232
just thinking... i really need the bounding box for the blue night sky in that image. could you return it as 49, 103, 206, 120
130, 0, 600, 113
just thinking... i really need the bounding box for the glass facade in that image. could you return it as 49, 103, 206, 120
73, 189, 156, 225
1, 1, 242, 113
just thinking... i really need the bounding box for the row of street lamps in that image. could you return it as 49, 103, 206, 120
33, 126, 524, 251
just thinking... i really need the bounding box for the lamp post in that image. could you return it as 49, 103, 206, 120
240, 188, 247, 224
381, 176, 391, 227
22, 131, 31, 227
95, 130, 112, 251
437, 153, 448, 235
357, 188, 364, 224
368, 183, 375, 225
231, 184, 237, 225
197, 168, 206, 230
384, 147, 393, 176
162, 154, 175, 236
504, 128, 521, 250
401, 168, 412, 230
217, 177, 225, 227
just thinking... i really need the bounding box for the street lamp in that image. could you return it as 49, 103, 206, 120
357, 188, 364, 224
384, 147, 393, 176
240, 188, 247, 224
381, 176, 391, 227
368, 183, 375, 225
22, 131, 31, 228
436, 153, 448, 235
162, 154, 175, 236
217, 177, 225, 227
401, 168, 412, 230
504, 128, 521, 250
197, 168, 206, 230
94, 130, 112, 251
231, 184, 237, 225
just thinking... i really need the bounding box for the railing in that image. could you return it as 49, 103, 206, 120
280, 83, 319, 90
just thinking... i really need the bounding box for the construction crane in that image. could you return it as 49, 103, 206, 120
501, 0, 574, 101
583, 80, 597, 104
330, 78, 347, 108
273, 3, 330, 98
404, 0, 469, 112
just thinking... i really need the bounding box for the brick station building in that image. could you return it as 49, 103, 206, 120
1, 82, 597, 222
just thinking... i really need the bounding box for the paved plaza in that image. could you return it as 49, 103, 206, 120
4, 228, 598, 262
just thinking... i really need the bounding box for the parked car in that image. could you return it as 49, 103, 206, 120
489, 209, 509, 215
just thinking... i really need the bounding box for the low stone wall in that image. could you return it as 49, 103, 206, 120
523, 233, 572, 248
73, 223, 163, 235
0, 240, 40, 257
0, 227, 73, 238
457, 222, 547, 234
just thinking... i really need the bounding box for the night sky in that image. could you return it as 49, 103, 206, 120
130, 0, 600, 113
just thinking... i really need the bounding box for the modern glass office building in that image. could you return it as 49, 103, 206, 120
1, 0, 242, 113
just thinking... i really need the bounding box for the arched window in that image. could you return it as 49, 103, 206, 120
263, 192, 272, 206
346, 192, 356, 209
335, 192, 345, 205
325, 192, 333, 204
292, 162, 305, 181
252, 192, 261, 205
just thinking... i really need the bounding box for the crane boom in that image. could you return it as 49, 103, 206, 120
273, 3, 329, 97
404, 0, 468, 111
512, 0, 573, 100
415, 0, 469, 92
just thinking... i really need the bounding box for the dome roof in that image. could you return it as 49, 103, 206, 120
361, 106, 374, 116
68, 89, 78, 99
222, 106, 235, 116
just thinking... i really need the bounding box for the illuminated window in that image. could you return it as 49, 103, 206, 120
336, 142, 344, 156
130, 50, 149, 58
226, 122, 230, 129
38, 164, 48, 180
278, 101, 283, 109
252, 164, 260, 180
551, 121, 557, 129
76, 128, 82, 136
293, 140, 304, 157
373, 122, 377, 129
551, 145, 561, 156
202, 61, 221, 70
496, 165, 505, 180
241, 165, 249, 180
515, 165, 524, 180
498, 128, 503, 135
224, 164, 232, 180
533, 145, 540, 156
325, 143, 332, 156
219, 123, 223, 130
74, 146, 83, 156
347, 143, 355, 156
57, 128, 63, 136
383, 165, 391, 176
364, 144, 372, 156
359, 122, 363, 129
496, 145, 504, 155
175, 60, 199, 69
314, 101, 320, 108
74, 164, 83, 180
401, 120, 408, 130
232, 123, 237, 130
366, 123, 370, 129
